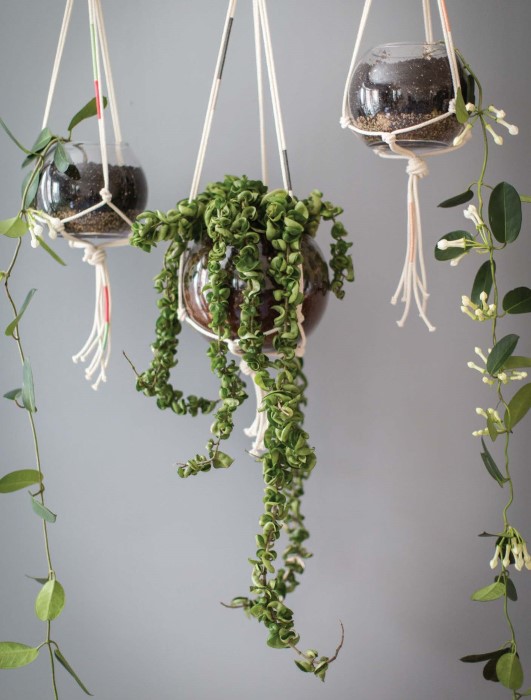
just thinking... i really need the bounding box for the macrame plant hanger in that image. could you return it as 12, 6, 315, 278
34, 0, 132, 389
340, 0, 470, 331
177, 0, 305, 455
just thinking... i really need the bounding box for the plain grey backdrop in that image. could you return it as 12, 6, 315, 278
1, 1, 530, 699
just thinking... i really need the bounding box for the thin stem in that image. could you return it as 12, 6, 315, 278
4, 239, 58, 696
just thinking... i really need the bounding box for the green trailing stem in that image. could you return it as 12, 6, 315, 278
130, 174, 354, 679
435, 59, 531, 696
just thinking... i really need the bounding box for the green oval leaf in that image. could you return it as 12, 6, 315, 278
504, 356, 531, 370
461, 649, 507, 663
504, 382, 531, 430
54, 649, 93, 696
67, 96, 108, 133
0, 469, 42, 493
434, 231, 473, 261
30, 127, 53, 154
506, 577, 518, 602
0, 216, 28, 239
0, 642, 39, 669
486, 334, 519, 376
496, 652, 523, 690
471, 581, 505, 601
489, 182, 522, 243
503, 287, 531, 315
471, 260, 495, 305
53, 142, 72, 173
480, 439, 507, 486
21, 169, 39, 209
5, 288, 37, 337
31, 496, 57, 523
3, 388, 22, 401
22, 358, 36, 413
455, 87, 469, 124
35, 579, 65, 621
438, 189, 474, 209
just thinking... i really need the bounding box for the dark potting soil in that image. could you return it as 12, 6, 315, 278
37, 161, 148, 236
349, 55, 468, 149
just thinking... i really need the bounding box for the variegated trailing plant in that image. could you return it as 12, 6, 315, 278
435, 59, 531, 697
129, 174, 354, 680
0, 101, 103, 697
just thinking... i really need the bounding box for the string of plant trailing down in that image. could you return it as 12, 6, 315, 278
0, 99, 106, 698
435, 59, 531, 697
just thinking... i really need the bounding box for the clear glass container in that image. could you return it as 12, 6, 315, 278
37, 142, 148, 239
182, 234, 329, 350
348, 43, 467, 151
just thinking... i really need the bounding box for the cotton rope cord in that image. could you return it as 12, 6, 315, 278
176, 0, 305, 454
253, 0, 268, 186
340, 0, 466, 329
36, 0, 132, 389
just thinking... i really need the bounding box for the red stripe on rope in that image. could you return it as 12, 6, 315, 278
103, 285, 110, 323
94, 79, 102, 119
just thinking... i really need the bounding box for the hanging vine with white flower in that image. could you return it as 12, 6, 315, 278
435, 56, 531, 697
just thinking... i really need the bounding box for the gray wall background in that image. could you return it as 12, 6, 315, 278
1, 1, 530, 699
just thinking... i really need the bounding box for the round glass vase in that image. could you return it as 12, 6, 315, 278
348, 42, 468, 152
182, 233, 329, 352
37, 142, 148, 240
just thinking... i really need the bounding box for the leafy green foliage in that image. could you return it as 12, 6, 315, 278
35, 579, 65, 621
0, 469, 42, 493
0, 642, 39, 669
0, 216, 27, 239
54, 649, 93, 696
455, 87, 470, 124
489, 182, 522, 243
31, 496, 57, 523
22, 358, 36, 413
486, 334, 519, 376
438, 189, 474, 208
504, 383, 531, 430
496, 652, 524, 690
131, 175, 353, 677
480, 439, 507, 486
67, 96, 108, 134
471, 581, 505, 602
503, 287, 531, 314
5, 288, 36, 337
471, 260, 494, 306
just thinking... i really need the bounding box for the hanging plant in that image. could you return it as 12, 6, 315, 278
129, 174, 354, 680
434, 56, 531, 696
341, 0, 472, 331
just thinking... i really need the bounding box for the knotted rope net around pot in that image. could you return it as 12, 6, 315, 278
30, 0, 147, 389
340, 0, 471, 331
176, 0, 308, 455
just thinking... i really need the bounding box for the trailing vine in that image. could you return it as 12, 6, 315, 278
0, 100, 102, 698
130, 175, 354, 680
435, 61, 531, 696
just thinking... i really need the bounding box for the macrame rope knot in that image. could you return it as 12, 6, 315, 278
99, 187, 112, 204
406, 156, 429, 179
81, 244, 107, 267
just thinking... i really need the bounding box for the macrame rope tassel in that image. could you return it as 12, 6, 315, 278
71, 243, 112, 390
384, 135, 435, 332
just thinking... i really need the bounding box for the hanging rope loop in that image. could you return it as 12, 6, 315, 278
37, 0, 133, 388
341, 0, 465, 331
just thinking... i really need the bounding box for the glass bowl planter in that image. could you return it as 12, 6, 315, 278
348, 42, 468, 151
182, 233, 329, 350
37, 142, 148, 239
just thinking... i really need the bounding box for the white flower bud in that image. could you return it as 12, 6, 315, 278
486, 124, 503, 146
502, 545, 511, 568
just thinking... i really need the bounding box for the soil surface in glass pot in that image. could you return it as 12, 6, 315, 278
349, 54, 467, 150
183, 234, 329, 351
37, 161, 148, 237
